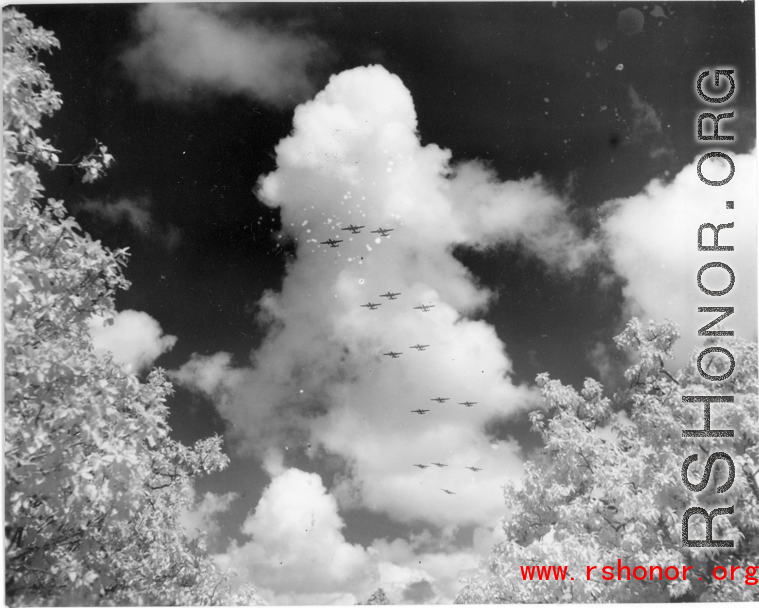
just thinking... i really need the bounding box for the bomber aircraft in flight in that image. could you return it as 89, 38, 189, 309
430, 397, 449, 403
361, 302, 381, 310
410, 344, 429, 351
414, 304, 435, 312
432, 462, 448, 468
466, 466, 482, 472
441, 489, 456, 495
341, 224, 365, 234
459, 401, 477, 407
320, 238, 343, 248
371, 227, 394, 237
379, 292, 401, 300
384, 351, 402, 358
411, 409, 430, 415
413, 464, 430, 469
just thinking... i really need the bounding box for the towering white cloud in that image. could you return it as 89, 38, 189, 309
89, 309, 177, 372
121, 4, 329, 108
216, 468, 501, 605
217, 469, 370, 600
173, 64, 599, 603
599, 150, 757, 366
173, 64, 599, 529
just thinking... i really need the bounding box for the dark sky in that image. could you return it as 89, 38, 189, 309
16, 2, 757, 603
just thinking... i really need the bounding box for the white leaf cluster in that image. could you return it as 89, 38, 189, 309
457, 319, 758, 603
3, 10, 264, 606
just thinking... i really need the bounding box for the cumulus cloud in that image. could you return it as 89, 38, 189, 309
217, 468, 498, 605
121, 4, 329, 108
89, 309, 178, 372
169, 351, 237, 396
364, 524, 499, 604
179, 488, 238, 542
171, 64, 602, 602
216, 469, 371, 601
447, 162, 598, 272
599, 150, 757, 366
172, 65, 601, 531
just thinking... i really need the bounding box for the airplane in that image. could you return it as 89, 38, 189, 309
441, 489, 456, 495
466, 467, 482, 472
413, 464, 430, 469
411, 409, 430, 415
371, 227, 394, 237
379, 292, 401, 300
320, 238, 343, 248
414, 304, 435, 312
459, 401, 477, 407
432, 462, 448, 468
430, 397, 449, 403
341, 224, 365, 234
361, 302, 381, 310
384, 351, 402, 358
410, 344, 429, 351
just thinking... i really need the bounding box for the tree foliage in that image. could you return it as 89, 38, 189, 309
359, 588, 392, 605
3, 9, 262, 605
457, 319, 759, 603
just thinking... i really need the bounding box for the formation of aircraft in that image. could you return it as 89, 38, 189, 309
320, 224, 392, 248
341, 224, 365, 234
324, 220, 481, 495
414, 304, 435, 312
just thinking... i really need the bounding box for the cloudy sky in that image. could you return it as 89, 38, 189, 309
23, 2, 756, 604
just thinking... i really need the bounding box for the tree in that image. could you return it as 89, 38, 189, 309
3, 9, 262, 605
359, 588, 392, 605
456, 318, 759, 603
